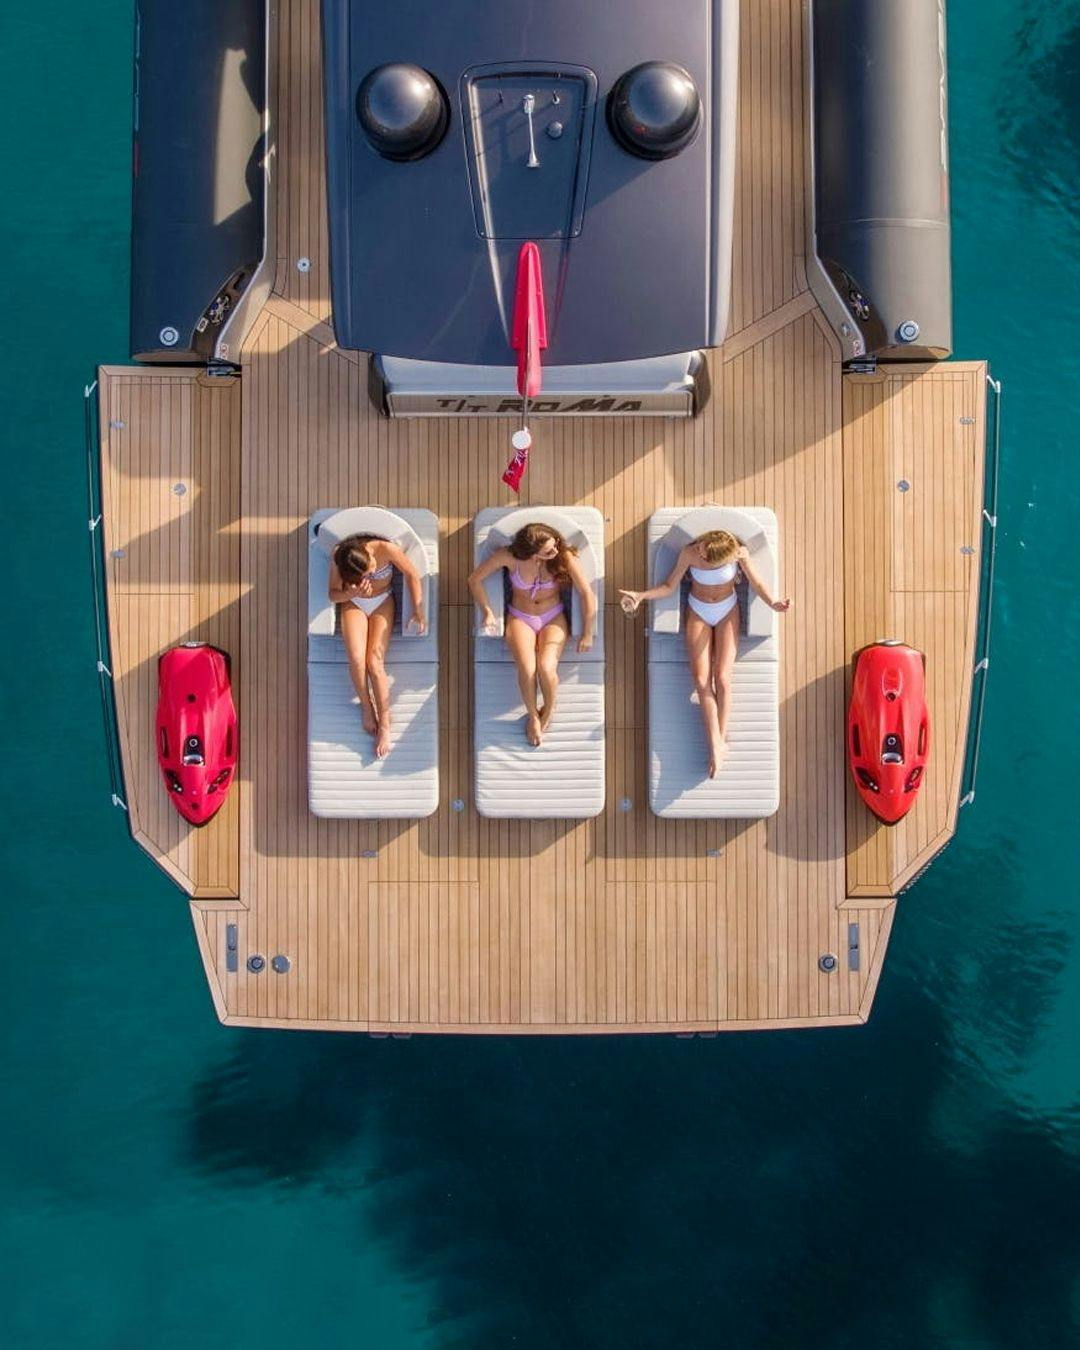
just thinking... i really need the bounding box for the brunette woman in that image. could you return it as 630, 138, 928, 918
329, 534, 426, 757
468, 522, 596, 747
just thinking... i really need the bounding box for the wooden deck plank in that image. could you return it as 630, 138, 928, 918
216, 292, 855, 1032
98, 369, 242, 897
842, 365, 986, 898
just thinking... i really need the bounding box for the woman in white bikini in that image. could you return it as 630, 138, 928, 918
620, 529, 790, 778
328, 534, 427, 758
468, 522, 597, 747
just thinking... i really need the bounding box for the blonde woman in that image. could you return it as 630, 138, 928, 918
620, 530, 790, 777
469, 522, 597, 747
329, 534, 427, 758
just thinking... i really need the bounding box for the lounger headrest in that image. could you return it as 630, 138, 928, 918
484, 506, 597, 580
315, 507, 422, 563
663, 505, 768, 555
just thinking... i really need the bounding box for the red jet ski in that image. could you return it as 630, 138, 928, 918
847, 641, 929, 825
155, 643, 238, 826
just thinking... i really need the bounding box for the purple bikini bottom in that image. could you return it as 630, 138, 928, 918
507, 603, 565, 635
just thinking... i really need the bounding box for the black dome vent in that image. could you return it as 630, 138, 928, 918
607, 61, 701, 161
356, 63, 449, 161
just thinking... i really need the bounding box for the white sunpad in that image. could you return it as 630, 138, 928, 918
307, 506, 439, 819
647, 506, 780, 819
473, 505, 605, 819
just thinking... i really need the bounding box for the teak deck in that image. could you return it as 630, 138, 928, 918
96, 0, 987, 1033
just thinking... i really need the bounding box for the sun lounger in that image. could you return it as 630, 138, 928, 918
647, 505, 780, 818
307, 506, 439, 818
473, 505, 605, 819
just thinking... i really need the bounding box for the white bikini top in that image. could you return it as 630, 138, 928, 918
367, 561, 393, 582
689, 560, 738, 586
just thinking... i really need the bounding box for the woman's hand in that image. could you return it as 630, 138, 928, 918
407, 608, 427, 636
771, 597, 791, 613
478, 607, 499, 636
618, 589, 642, 615
577, 628, 594, 654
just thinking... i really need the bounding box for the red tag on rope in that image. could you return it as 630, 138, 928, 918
501, 429, 532, 493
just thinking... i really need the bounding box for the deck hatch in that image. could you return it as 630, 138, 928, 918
461, 64, 597, 240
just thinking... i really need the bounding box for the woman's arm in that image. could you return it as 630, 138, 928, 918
565, 554, 598, 653
382, 542, 427, 633
617, 546, 694, 613
738, 548, 791, 612
467, 548, 510, 632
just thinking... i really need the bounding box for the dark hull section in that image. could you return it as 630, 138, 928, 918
811, 0, 952, 364
131, 0, 267, 364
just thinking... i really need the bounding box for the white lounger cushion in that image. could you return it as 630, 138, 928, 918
473, 505, 605, 819
648, 660, 779, 818
308, 664, 439, 818
475, 663, 605, 818
648, 506, 779, 819
307, 507, 439, 819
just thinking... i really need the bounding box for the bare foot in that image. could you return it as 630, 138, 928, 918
526, 713, 543, 747
707, 738, 729, 779
360, 701, 378, 736
538, 702, 555, 735
375, 721, 392, 758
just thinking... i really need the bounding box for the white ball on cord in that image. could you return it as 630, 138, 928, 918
511, 428, 532, 451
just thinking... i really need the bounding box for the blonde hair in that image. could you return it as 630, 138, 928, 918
695, 530, 741, 565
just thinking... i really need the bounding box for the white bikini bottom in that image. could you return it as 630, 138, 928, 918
686, 591, 738, 628
350, 591, 393, 617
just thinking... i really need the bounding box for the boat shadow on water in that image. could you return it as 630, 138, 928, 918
182, 911, 1080, 1348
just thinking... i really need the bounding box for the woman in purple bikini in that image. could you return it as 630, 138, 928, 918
468, 522, 596, 746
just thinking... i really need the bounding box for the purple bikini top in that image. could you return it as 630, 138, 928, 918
510, 565, 558, 600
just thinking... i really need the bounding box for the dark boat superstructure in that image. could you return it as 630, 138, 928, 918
130, 0, 270, 364
128, 0, 956, 389
320, 0, 739, 367
808, 0, 952, 364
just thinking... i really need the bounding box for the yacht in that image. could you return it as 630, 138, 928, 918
88, 0, 997, 1033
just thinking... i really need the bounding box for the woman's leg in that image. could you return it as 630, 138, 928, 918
685, 609, 724, 778
365, 598, 395, 758
536, 614, 569, 733
505, 616, 542, 745
711, 602, 740, 745
339, 603, 377, 734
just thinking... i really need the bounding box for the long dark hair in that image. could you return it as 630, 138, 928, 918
508, 522, 577, 583
333, 533, 383, 584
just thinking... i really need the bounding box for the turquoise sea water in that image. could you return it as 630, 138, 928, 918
2, 2, 1078, 1345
